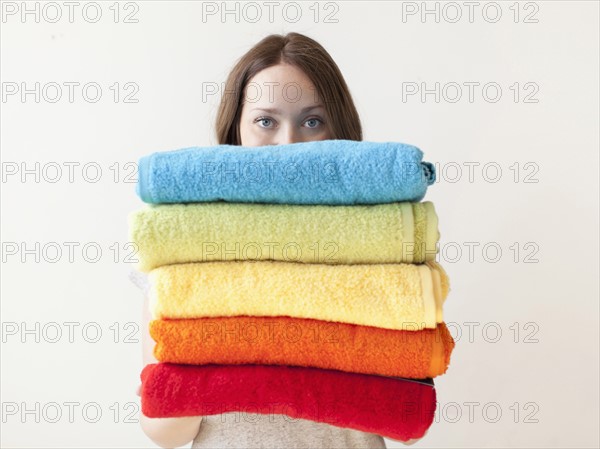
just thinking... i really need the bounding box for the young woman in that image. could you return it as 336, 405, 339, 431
134, 32, 422, 448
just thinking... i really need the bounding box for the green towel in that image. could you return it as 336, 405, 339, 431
128, 201, 440, 272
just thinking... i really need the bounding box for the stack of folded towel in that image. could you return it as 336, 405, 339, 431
129, 139, 455, 442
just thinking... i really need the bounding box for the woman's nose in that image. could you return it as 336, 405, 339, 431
276, 126, 302, 145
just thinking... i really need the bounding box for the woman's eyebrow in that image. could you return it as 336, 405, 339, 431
250, 105, 325, 113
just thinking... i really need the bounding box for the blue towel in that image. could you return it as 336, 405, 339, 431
136, 139, 436, 205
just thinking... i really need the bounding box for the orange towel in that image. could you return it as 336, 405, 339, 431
149, 316, 455, 379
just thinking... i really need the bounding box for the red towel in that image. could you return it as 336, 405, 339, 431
140, 363, 437, 441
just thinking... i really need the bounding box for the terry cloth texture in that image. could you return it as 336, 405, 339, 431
136, 139, 436, 205
149, 316, 455, 378
147, 260, 449, 330
130, 272, 389, 448
128, 201, 440, 272
140, 363, 436, 442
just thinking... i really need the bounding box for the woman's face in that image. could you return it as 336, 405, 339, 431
239, 63, 333, 147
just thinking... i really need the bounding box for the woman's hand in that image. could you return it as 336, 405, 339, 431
140, 413, 203, 449
136, 293, 204, 449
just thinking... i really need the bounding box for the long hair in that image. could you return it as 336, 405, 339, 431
215, 32, 362, 145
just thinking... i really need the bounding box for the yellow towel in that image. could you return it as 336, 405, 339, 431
129, 201, 440, 272
148, 260, 450, 330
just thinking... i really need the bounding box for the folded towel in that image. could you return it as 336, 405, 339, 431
128, 201, 440, 272
148, 260, 449, 330
140, 363, 437, 441
150, 317, 455, 378
136, 140, 436, 205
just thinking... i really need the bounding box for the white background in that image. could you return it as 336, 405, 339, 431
1, 1, 599, 448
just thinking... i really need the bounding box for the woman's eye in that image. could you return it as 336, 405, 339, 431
255, 117, 274, 128
305, 117, 323, 128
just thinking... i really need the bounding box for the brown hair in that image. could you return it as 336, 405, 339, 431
215, 32, 362, 145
